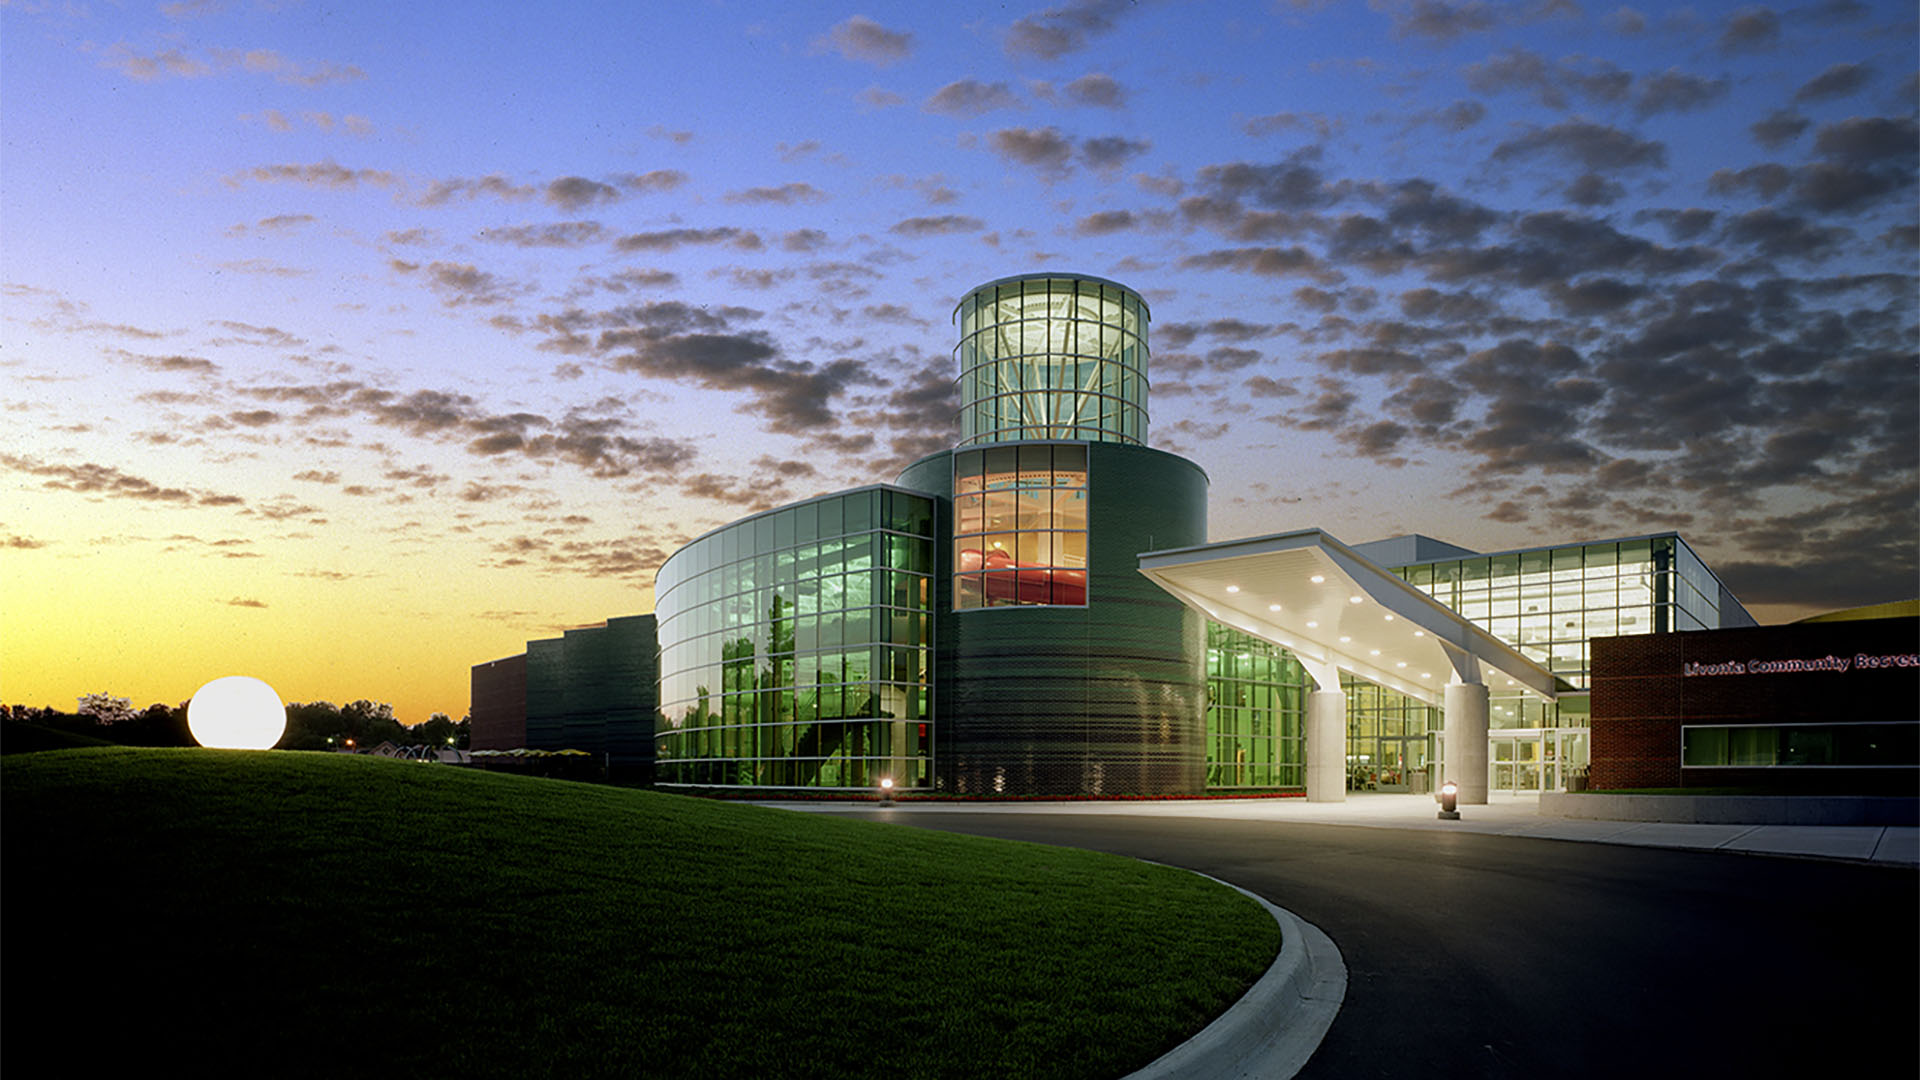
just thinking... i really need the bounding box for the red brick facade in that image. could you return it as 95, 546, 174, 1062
1590, 617, 1918, 791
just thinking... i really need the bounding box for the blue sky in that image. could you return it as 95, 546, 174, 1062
3, 0, 1915, 720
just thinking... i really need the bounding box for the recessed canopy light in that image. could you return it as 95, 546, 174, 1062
1309, 574, 1325, 584
1369, 649, 1381, 656
1226, 585, 1239, 593
1306, 620, 1318, 628
1348, 596, 1363, 604
1421, 672, 1432, 679
1506, 679, 1516, 686
1413, 630, 1425, 638
1396, 661, 1407, 668
1339, 635, 1351, 643
1383, 614, 1394, 621
1268, 603, 1281, 612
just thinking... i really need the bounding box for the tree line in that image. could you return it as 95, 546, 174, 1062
5, 695, 470, 752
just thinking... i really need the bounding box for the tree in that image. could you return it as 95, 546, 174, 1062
77, 693, 135, 727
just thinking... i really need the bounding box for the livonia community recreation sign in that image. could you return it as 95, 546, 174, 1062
1684, 653, 1920, 677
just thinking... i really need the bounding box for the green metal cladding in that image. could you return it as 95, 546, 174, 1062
897, 440, 1209, 795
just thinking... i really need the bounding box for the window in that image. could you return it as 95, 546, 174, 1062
952, 443, 1088, 609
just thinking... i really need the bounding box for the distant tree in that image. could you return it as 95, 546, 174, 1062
77, 693, 135, 727
412, 712, 460, 749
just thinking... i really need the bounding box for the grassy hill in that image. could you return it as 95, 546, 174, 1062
2, 749, 1279, 1079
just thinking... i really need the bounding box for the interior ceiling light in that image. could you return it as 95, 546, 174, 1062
1422, 672, 1432, 679
1369, 649, 1381, 656
1306, 620, 1318, 628
1396, 661, 1407, 668
1226, 585, 1239, 593
1268, 603, 1281, 612
1309, 574, 1325, 584
1339, 635, 1351, 643
1348, 596, 1363, 604
1383, 614, 1394, 621
1413, 630, 1425, 637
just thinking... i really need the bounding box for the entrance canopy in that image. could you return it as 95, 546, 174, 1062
1139, 529, 1558, 706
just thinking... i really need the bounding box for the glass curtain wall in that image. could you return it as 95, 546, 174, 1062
952, 443, 1089, 609
1391, 536, 1714, 689
1343, 676, 1442, 792
1205, 623, 1306, 789
954, 275, 1149, 446
654, 487, 937, 789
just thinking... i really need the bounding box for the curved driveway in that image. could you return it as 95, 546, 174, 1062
844, 809, 1917, 1078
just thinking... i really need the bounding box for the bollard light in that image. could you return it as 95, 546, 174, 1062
1437, 779, 1460, 821
879, 776, 895, 806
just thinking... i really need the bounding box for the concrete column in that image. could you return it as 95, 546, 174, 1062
1444, 681, 1490, 805
1305, 689, 1348, 803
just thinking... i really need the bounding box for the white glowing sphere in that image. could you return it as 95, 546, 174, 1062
188, 676, 287, 750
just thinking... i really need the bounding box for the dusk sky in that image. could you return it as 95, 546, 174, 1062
4, 0, 1915, 724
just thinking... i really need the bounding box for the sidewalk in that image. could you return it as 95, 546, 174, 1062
781, 793, 1920, 866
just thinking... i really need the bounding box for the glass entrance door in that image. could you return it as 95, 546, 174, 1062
1489, 731, 1555, 793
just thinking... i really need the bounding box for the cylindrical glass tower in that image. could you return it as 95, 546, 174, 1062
953, 273, 1149, 446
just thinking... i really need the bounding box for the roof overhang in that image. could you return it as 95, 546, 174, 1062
1139, 528, 1558, 706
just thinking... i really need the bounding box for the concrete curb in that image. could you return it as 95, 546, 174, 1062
1123, 870, 1346, 1080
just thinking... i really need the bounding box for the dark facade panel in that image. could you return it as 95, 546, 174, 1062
469, 653, 527, 752
1591, 617, 1918, 792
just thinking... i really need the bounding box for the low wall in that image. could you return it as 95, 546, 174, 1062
1540, 792, 1920, 826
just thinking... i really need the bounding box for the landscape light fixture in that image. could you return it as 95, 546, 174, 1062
879, 776, 895, 806
1438, 780, 1461, 820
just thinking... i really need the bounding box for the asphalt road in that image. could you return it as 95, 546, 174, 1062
845, 810, 1918, 1079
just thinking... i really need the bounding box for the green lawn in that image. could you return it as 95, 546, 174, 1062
2, 749, 1279, 1079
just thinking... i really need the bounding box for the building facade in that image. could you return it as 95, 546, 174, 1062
475, 271, 1913, 800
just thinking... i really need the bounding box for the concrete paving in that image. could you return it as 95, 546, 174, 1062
784, 792, 1920, 865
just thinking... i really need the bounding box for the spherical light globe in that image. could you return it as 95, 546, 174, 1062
188, 676, 286, 750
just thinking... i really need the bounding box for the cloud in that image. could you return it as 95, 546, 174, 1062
1005, 0, 1144, 59
391, 261, 517, 307
227, 597, 268, 608
118, 352, 220, 375
1386, 0, 1499, 41
101, 44, 213, 80
857, 86, 906, 108
478, 222, 607, 247
239, 380, 697, 479
228, 161, 400, 189
1079, 135, 1150, 171
418, 174, 537, 205
989, 126, 1075, 173
548, 301, 878, 435
0, 454, 232, 506
1063, 73, 1125, 108
1793, 62, 1872, 103
1075, 209, 1138, 235
924, 79, 1023, 116
104, 44, 366, 85
615, 169, 689, 194
613, 227, 763, 252
816, 15, 914, 66
544, 177, 621, 211
222, 48, 366, 87
1750, 109, 1809, 149
724, 182, 829, 205
1491, 119, 1666, 173
888, 215, 986, 237
1245, 112, 1341, 139
1718, 6, 1780, 54
1632, 68, 1728, 117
